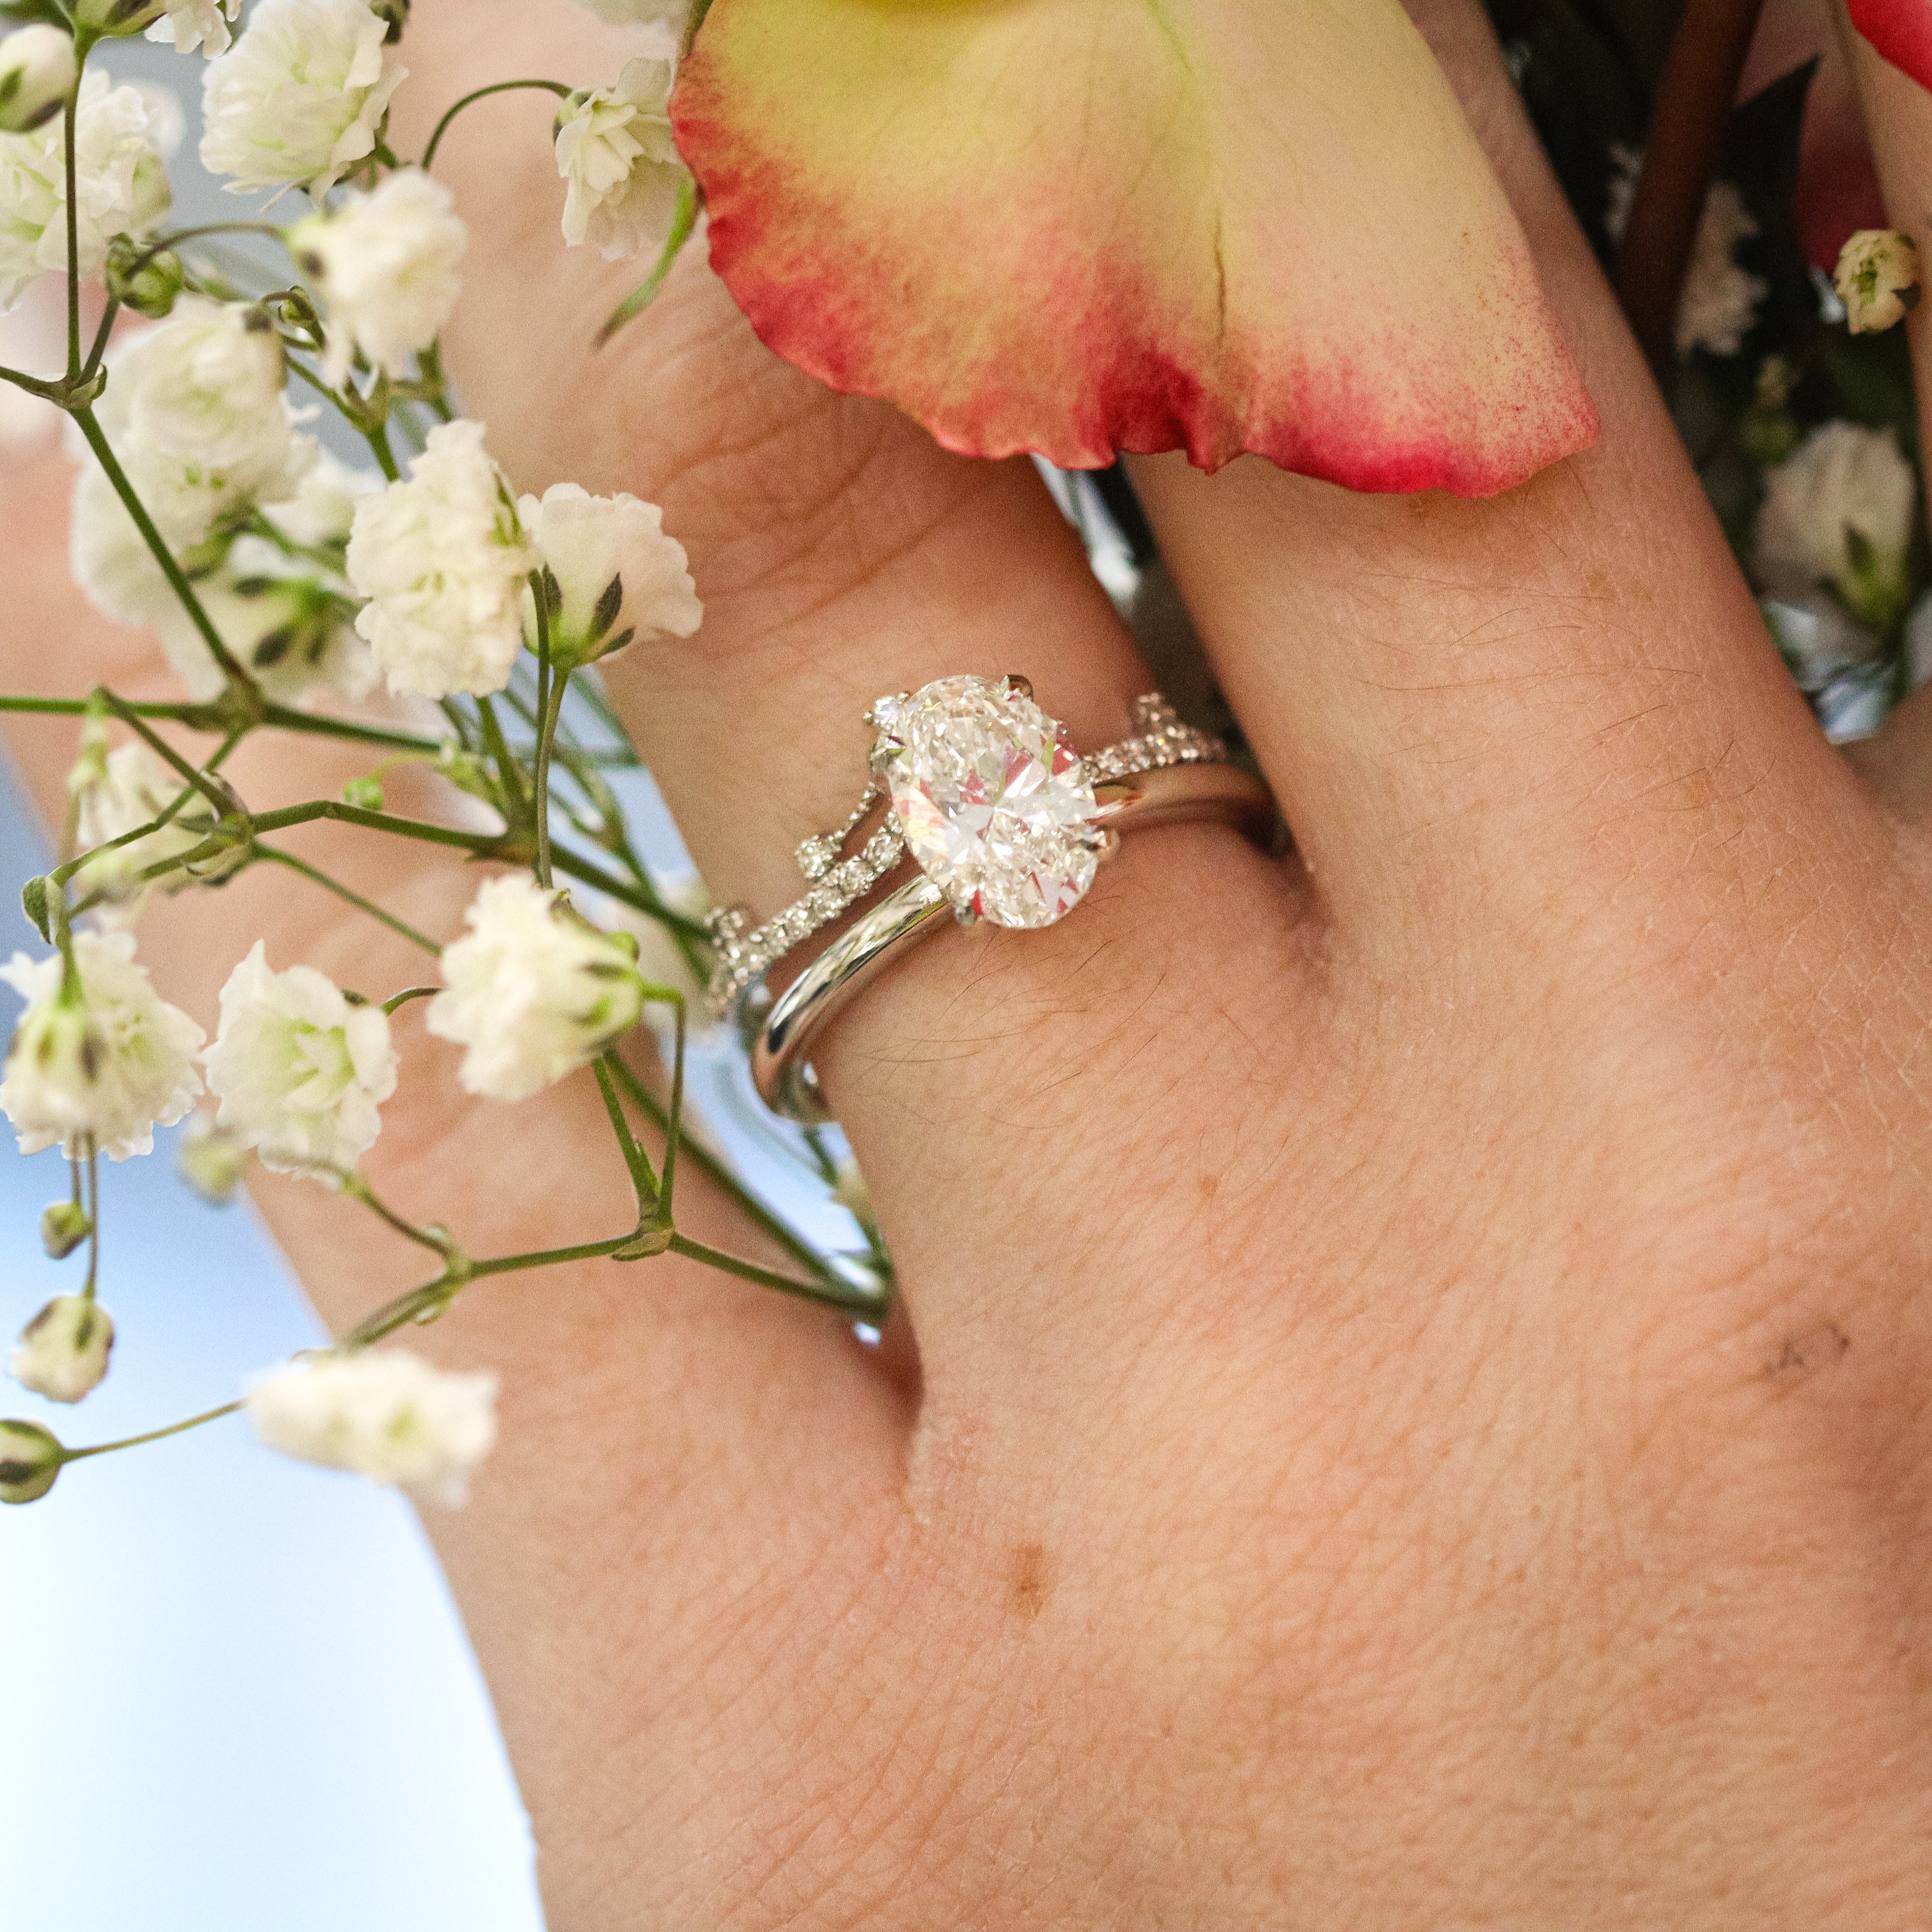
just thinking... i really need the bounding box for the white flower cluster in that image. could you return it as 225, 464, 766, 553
429, 875, 647, 1101
205, 941, 398, 1178
200, 0, 404, 196
0, 930, 204, 1162
247, 1350, 497, 1506
1835, 229, 1920, 337
289, 167, 466, 386
0, 67, 175, 313
520, 482, 701, 667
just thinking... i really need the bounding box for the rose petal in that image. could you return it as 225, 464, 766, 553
674, 0, 1598, 497
1848, 0, 1932, 89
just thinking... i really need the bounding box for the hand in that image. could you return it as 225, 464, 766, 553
6, 0, 1930, 1922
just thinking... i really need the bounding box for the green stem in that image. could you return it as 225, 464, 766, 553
420, 79, 575, 174
366, 422, 400, 484
92, 689, 238, 818
650, 990, 685, 1233
531, 599, 564, 890
253, 845, 441, 954
62, 68, 79, 378
594, 1051, 659, 1209
0, 364, 60, 400
80, 1142, 98, 1300
666, 1232, 887, 1316
249, 797, 505, 855
380, 985, 439, 1015
0, 694, 441, 757
70, 408, 257, 694
597, 171, 700, 346
61, 1400, 243, 1464
604, 1053, 841, 1288
78, 295, 118, 382
340, 1171, 459, 1263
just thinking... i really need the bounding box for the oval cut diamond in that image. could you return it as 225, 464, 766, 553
877, 676, 1100, 929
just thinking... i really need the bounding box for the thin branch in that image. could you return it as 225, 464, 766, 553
420, 79, 575, 174
1613, 0, 1770, 377
254, 845, 442, 954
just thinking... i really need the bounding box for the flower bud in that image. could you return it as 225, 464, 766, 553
0, 25, 76, 136
177, 1115, 249, 1206
39, 1200, 92, 1261
10, 1296, 114, 1405
1836, 229, 1921, 336
0, 1419, 62, 1505
341, 776, 384, 812
105, 233, 185, 321
67, 0, 174, 39
369, 0, 409, 45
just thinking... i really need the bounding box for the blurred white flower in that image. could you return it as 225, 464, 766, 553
1605, 145, 1765, 358
428, 874, 645, 1101
0, 277, 64, 458
9, 1296, 114, 1405
1756, 421, 1917, 630
0, 26, 76, 135
246, 1349, 497, 1506
554, 57, 688, 262
68, 727, 216, 917
519, 483, 701, 668
200, 0, 405, 196
206, 940, 398, 1178
289, 167, 466, 385
346, 419, 535, 699
82, 296, 315, 550
1835, 229, 1920, 336
0, 69, 174, 312
576, 0, 687, 32
0, 928, 204, 1161
178, 1110, 250, 1203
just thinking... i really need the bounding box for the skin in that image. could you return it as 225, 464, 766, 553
4, 0, 1931, 1922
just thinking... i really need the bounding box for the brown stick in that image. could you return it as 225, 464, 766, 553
1614, 0, 1770, 377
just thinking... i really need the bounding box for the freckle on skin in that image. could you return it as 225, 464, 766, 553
1009, 1542, 1051, 1620
1200, 1174, 1219, 1201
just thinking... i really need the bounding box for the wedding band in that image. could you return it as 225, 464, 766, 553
701, 674, 1274, 1121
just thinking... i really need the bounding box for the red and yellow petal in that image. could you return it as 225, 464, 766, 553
674, 0, 1598, 497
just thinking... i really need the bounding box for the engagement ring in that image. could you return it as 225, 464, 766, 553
704, 675, 1275, 1119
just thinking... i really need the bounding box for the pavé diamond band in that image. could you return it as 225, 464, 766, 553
701, 674, 1275, 1121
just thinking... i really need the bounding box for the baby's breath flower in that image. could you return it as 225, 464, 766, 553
10, 1296, 114, 1405
289, 167, 466, 386
246, 1349, 497, 1506
82, 296, 315, 551
428, 875, 646, 1102
0, 70, 174, 313
40, 1199, 91, 1259
0, 26, 76, 136
346, 419, 535, 699
554, 57, 688, 262
199, 0, 405, 196
68, 730, 216, 919
576, 0, 688, 29
0, 929, 205, 1162
1835, 229, 1921, 336
1756, 421, 1918, 632
519, 483, 701, 669
0, 1418, 62, 1504
205, 941, 398, 1179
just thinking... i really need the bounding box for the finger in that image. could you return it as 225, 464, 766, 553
1126, 0, 1872, 960
1831, 3, 1932, 824
404, 3, 1303, 1373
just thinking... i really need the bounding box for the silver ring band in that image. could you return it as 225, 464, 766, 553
751, 759, 1274, 1121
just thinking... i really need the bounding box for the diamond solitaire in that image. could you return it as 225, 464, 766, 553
870, 675, 1102, 929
